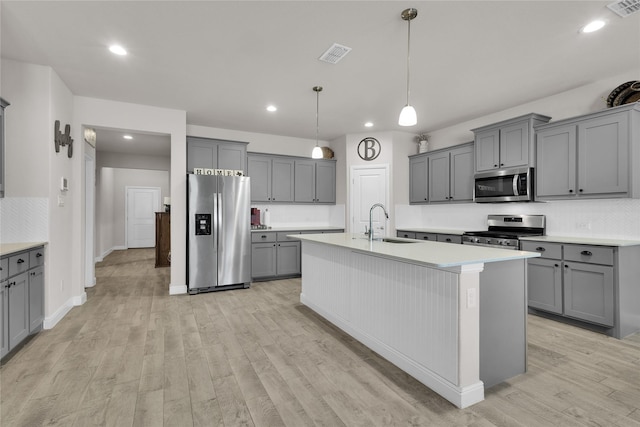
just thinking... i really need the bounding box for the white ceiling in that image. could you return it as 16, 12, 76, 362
2, 1, 638, 156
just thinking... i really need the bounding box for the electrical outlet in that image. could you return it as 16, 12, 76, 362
57, 195, 65, 207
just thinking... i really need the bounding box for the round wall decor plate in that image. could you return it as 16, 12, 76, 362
606, 80, 638, 108
613, 82, 640, 106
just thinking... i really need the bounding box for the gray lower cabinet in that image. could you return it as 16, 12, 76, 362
187, 136, 248, 173
396, 231, 460, 244
251, 229, 343, 280
409, 142, 473, 204
1, 246, 45, 360
535, 103, 639, 200
247, 154, 294, 202
522, 241, 628, 335
294, 159, 336, 203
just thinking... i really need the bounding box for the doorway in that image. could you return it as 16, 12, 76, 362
350, 165, 389, 236
126, 186, 161, 248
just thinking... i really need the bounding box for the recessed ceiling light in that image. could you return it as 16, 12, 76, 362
123, 135, 133, 140
109, 45, 127, 55
581, 20, 606, 33
364, 122, 374, 128
266, 105, 277, 112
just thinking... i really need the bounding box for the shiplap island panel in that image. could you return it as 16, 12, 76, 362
293, 233, 540, 408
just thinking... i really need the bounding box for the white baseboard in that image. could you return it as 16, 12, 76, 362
43, 292, 88, 330
85, 277, 96, 288
170, 284, 187, 295
95, 245, 126, 262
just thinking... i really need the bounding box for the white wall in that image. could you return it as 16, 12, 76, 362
97, 151, 170, 171
73, 97, 187, 294
0, 59, 81, 328
94, 167, 169, 258
425, 70, 638, 151
187, 124, 325, 158
397, 70, 640, 241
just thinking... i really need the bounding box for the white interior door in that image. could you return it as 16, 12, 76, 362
126, 187, 161, 248
351, 165, 389, 236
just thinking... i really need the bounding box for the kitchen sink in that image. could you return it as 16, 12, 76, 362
377, 238, 417, 244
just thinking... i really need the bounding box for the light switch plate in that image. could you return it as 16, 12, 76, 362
57, 195, 64, 207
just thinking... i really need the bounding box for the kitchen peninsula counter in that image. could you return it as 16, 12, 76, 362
294, 233, 539, 408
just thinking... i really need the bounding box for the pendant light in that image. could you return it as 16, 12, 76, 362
311, 86, 323, 159
398, 8, 418, 127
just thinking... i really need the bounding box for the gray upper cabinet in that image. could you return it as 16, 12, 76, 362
472, 113, 551, 173
186, 136, 248, 173
0, 98, 9, 199
536, 103, 639, 200
247, 154, 294, 203
294, 159, 336, 204
409, 155, 428, 203
410, 142, 473, 204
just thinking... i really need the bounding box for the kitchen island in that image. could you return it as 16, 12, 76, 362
293, 233, 540, 408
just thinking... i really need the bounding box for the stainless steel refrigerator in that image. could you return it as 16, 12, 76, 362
187, 174, 251, 293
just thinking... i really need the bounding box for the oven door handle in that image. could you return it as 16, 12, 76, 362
512, 174, 519, 196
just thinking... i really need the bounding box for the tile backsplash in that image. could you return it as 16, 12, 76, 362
396, 198, 640, 241
0, 197, 49, 243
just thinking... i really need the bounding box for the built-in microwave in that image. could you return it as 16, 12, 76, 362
473, 167, 534, 203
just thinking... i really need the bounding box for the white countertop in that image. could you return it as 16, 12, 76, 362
0, 242, 47, 257
520, 235, 640, 247
293, 233, 539, 268
395, 227, 466, 235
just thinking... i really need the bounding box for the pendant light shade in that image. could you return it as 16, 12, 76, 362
312, 86, 323, 159
399, 8, 418, 127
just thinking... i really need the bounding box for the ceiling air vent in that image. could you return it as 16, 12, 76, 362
607, 0, 640, 17
318, 43, 352, 64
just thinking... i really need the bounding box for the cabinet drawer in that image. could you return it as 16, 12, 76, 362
277, 231, 301, 242
564, 245, 614, 266
396, 231, 416, 239
29, 248, 45, 268
415, 232, 437, 241
0, 258, 8, 281
9, 253, 29, 276
437, 234, 462, 244
251, 232, 276, 243
520, 241, 562, 259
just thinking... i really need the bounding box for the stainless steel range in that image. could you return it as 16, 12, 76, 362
462, 214, 545, 250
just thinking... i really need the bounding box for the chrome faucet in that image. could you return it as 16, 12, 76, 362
368, 203, 389, 241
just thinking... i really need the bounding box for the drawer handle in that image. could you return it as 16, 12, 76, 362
581, 250, 592, 256
261, 235, 267, 239
36, 253, 43, 258
445, 238, 452, 242
17, 258, 25, 264
554, 264, 559, 267
535, 247, 546, 252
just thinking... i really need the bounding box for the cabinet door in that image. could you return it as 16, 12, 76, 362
428, 152, 450, 202
577, 113, 629, 196
449, 145, 474, 202
276, 241, 301, 276
409, 156, 428, 203
475, 129, 500, 172
8, 272, 28, 350
415, 232, 437, 241
500, 121, 529, 168
294, 160, 316, 202
271, 157, 295, 202
248, 155, 272, 202
397, 231, 416, 239
527, 258, 563, 314
29, 265, 44, 333
536, 124, 577, 198
187, 138, 218, 172
563, 262, 614, 327
218, 143, 247, 172
251, 243, 277, 278
437, 234, 462, 244
1, 280, 8, 358
315, 161, 336, 203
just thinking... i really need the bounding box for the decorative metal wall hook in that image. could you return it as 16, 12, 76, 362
54, 120, 73, 158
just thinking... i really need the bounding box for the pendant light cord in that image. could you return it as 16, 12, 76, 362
406, 17, 411, 105
316, 89, 319, 146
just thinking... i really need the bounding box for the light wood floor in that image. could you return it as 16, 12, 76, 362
1, 248, 640, 426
